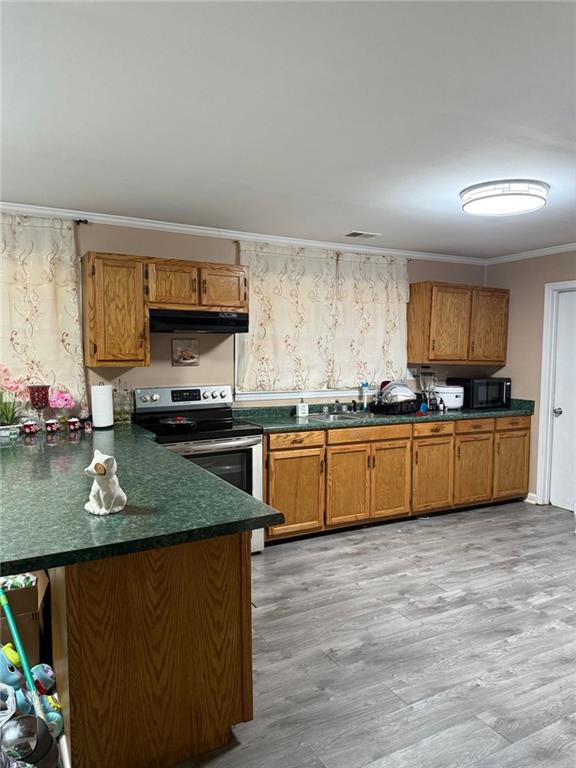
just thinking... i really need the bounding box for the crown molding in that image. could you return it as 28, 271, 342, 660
486, 242, 576, 264
0, 202, 485, 265
1, 201, 574, 265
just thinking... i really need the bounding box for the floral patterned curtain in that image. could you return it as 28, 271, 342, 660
237, 242, 409, 392
0, 214, 87, 406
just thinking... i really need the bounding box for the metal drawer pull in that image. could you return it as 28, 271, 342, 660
431, 426, 441, 433
291, 437, 304, 445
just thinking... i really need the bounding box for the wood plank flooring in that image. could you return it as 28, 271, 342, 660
185, 503, 576, 768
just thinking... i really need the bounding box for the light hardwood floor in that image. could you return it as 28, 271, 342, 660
187, 503, 576, 768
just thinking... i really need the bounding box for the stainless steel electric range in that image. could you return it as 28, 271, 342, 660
132, 385, 264, 552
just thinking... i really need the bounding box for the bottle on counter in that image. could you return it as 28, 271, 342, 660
360, 382, 370, 412
121, 387, 133, 424
296, 398, 309, 418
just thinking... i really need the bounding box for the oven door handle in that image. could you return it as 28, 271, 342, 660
165, 436, 262, 455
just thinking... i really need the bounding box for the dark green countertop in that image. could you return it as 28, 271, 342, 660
237, 399, 534, 433
0, 425, 282, 576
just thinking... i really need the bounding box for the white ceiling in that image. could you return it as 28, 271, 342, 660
3, 1, 576, 259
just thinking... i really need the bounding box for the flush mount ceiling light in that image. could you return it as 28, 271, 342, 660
460, 179, 550, 216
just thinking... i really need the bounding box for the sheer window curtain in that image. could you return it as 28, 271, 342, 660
0, 214, 87, 406
237, 242, 409, 393
236, 243, 338, 391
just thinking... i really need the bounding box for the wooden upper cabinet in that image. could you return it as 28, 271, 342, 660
82, 253, 250, 367
469, 288, 509, 362
428, 284, 471, 360
148, 261, 198, 307
408, 281, 509, 365
267, 448, 325, 538
83, 253, 148, 367
200, 266, 248, 309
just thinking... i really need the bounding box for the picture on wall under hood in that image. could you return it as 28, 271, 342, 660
171, 338, 199, 366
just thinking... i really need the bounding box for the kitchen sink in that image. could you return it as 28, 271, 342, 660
308, 413, 358, 422
344, 411, 376, 420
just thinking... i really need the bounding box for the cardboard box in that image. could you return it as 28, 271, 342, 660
1, 570, 49, 666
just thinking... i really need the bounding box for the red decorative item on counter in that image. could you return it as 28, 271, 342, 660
67, 417, 80, 432
22, 420, 38, 434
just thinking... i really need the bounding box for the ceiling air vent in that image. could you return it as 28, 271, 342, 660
345, 231, 382, 239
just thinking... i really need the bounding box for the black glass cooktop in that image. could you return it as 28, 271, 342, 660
133, 412, 262, 444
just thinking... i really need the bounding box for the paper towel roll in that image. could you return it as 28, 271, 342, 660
91, 384, 114, 429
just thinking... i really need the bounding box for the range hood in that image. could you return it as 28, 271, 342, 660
149, 309, 249, 334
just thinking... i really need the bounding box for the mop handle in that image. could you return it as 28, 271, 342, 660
0, 585, 45, 720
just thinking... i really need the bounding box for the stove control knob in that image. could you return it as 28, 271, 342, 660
211, 391, 219, 399
202, 391, 210, 399
151, 393, 160, 402
140, 394, 151, 403
220, 390, 228, 398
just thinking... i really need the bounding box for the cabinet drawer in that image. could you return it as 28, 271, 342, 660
496, 416, 530, 431
268, 431, 325, 449
327, 424, 412, 444
413, 421, 455, 438
455, 418, 495, 434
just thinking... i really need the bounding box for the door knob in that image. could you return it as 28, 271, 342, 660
553, 407, 563, 416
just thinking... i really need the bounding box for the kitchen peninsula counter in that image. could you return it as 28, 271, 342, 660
0, 425, 282, 768
0, 424, 281, 575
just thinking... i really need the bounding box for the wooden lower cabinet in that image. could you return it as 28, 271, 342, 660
412, 436, 454, 512
326, 444, 371, 525
493, 430, 530, 499
371, 439, 411, 518
267, 448, 325, 537
454, 433, 494, 505
265, 417, 531, 540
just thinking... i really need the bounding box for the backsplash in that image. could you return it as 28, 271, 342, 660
86, 333, 234, 390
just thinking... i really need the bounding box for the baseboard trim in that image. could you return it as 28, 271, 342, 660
526, 492, 545, 505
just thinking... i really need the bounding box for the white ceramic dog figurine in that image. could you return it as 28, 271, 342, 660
84, 449, 127, 516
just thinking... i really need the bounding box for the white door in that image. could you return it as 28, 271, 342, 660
550, 289, 576, 511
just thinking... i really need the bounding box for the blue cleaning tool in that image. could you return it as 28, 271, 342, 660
0, 586, 45, 721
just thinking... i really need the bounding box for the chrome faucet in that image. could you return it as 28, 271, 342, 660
332, 399, 340, 414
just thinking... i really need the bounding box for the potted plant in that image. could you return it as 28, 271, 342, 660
0, 365, 27, 437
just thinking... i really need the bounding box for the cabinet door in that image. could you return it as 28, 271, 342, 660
371, 440, 411, 518
148, 262, 198, 306
412, 437, 453, 512
469, 288, 509, 362
493, 430, 530, 499
92, 256, 148, 364
429, 285, 471, 360
454, 434, 494, 505
326, 445, 371, 525
200, 266, 247, 309
267, 448, 324, 537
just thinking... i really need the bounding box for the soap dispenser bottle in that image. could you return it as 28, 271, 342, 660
296, 398, 309, 418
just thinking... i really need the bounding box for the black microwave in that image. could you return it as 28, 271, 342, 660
446, 378, 511, 410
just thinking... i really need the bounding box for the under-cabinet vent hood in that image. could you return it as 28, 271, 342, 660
149, 309, 249, 334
